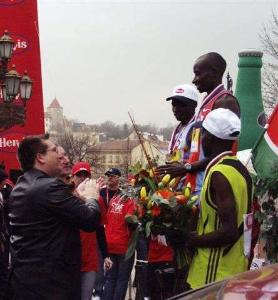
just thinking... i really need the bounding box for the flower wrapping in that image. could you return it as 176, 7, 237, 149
124, 167, 198, 269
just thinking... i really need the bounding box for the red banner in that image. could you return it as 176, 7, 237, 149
0, 0, 44, 180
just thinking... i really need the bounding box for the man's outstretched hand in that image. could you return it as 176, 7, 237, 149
156, 161, 187, 178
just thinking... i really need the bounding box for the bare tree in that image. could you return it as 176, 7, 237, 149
57, 133, 101, 169
159, 125, 175, 141
260, 11, 278, 111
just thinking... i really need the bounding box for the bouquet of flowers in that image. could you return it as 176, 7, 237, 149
124, 166, 198, 269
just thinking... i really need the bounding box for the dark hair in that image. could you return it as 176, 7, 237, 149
17, 134, 50, 172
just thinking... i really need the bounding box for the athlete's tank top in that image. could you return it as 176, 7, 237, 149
185, 84, 236, 194
187, 154, 252, 289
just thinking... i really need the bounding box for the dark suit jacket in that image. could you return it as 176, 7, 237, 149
7, 169, 100, 300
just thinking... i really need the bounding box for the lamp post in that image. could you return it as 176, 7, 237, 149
226, 72, 233, 94
0, 30, 32, 130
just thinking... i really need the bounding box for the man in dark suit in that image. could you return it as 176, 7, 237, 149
7, 134, 100, 300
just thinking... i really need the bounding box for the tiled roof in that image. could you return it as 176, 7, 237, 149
48, 98, 62, 109
90, 139, 140, 151
133, 140, 169, 153
151, 140, 169, 151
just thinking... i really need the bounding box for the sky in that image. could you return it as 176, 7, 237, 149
38, 0, 278, 127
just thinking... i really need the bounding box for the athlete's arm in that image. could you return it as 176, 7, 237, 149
190, 171, 238, 248
188, 158, 211, 172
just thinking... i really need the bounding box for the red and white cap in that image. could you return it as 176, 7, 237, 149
166, 84, 198, 103
72, 162, 91, 176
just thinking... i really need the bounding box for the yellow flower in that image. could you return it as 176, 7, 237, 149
184, 187, 191, 199
140, 186, 147, 199
168, 178, 176, 188
162, 174, 171, 185
147, 200, 153, 209
170, 150, 181, 162
149, 169, 155, 178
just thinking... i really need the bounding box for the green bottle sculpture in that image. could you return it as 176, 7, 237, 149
235, 49, 265, 151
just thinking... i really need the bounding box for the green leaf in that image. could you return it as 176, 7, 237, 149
168, 197, 178, 208
150, 193, 163, 205
125, 226, 139, 261
129, 161, 143, 174
142, 176, 157, 192
158, 198, 170, 205
187, 196, 199, 208
145, 220, 153, 237
125, 214, 139, 224
150, 193, 170, 206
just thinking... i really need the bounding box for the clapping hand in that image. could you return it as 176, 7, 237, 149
76, 178, 99, 201
96, 176, 105, 191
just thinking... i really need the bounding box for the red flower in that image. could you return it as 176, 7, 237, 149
176, 195, 188, 205
151, 205, 161, 217
138, 206, 146, 218
157, 189, 173, 200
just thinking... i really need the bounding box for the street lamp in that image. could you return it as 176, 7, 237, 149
226, 72, 233, 94
0, 30, 33, 131
0, 30, 33, 104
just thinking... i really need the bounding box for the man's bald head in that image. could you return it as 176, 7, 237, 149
197, 52, 226, 78
193, 52, 227, 94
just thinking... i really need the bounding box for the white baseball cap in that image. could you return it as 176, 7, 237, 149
203, 108, 241, 140
166, 84, 198, 103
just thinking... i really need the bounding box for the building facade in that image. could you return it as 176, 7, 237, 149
89, 136, 168, 177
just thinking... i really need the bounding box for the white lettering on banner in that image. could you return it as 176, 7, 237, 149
9, 34, 29, 55
0, 138, 20, 148
13, 39, 27, 51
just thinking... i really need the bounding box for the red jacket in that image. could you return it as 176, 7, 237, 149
80, 231, 98, 272
105, 195, 135, 255
98, 187, 121, 225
